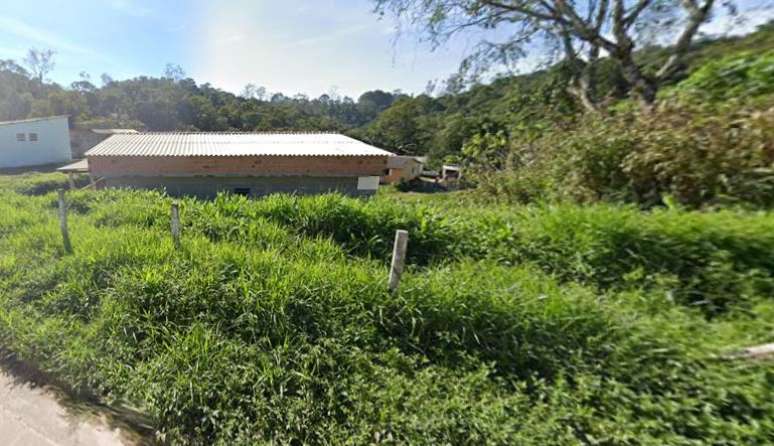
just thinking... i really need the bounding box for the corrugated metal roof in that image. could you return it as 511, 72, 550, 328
387, 155, 424, 168
57, 159, 89, 173
85, 132, 394, 157
91, 129, 139, 135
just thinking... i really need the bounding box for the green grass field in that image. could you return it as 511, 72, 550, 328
0, 173, 771, 445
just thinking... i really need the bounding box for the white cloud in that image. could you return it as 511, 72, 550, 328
281, 24, 371, 49
0, 17, 101, 57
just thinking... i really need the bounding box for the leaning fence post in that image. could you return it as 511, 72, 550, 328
171, 201, 181, 249
388, 230, 409, 292
57, 189, 73, 254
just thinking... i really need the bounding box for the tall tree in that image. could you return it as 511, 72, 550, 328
373, 0, 726, 110
100, 73, 114, 86
163, 63, 186, 82
23, 49, 56, 82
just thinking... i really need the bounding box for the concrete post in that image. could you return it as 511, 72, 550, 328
171, 201, 181, 250
388, 230, 408, 292
57, 189, 72, 254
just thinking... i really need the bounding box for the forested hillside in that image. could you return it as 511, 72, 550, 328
353, 21, 774, 160
0, 61, 404, 133
2, 22, 773, 207
1, 23, 770, 152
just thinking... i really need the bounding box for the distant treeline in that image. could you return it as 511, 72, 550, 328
0, 59, 404, 134
1, 21, 773, 180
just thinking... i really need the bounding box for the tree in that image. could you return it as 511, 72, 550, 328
163, 63, 186, 82
365, 95, 440, 154
0, 59, 29, 77
100, 73, 114, 86
71, 71, 96, 92
373, 0, 726, 110
357, 90, 397, 120
240, 83, 257, 99
23, 49, 55, 82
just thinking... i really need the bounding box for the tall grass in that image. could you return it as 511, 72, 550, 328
0, 176, 770, 444
67, 189, 774, 315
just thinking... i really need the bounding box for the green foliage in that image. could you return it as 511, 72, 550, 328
0, 171, 90, 195
468, 94, 774, 209
0, 63, 402, 132
0, 177, 771, 444
676, 50, 774, 101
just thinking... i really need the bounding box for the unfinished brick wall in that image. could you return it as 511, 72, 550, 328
102, 176, 373, 198
88, 155, 389, 177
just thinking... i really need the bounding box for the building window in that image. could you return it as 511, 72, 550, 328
16, 133, 25, 142
28, 133, 38, 142
382, 169, 390, 176
233, 187, 250, 196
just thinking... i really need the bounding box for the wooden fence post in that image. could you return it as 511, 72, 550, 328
388, 230, 409, 292
57, 189, 73, 254
171, 201, 181, 249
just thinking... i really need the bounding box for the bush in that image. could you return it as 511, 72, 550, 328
467, 98, 774, 209
676, 50, 774, 102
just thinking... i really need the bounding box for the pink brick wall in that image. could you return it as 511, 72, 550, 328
89, 155, 389, 177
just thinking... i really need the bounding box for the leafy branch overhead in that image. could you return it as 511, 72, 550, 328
374, 0, 725, 110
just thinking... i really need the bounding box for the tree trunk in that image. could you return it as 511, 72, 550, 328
632, 76, 658, 109
567, 77, 601, 113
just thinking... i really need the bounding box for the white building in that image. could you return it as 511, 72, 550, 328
0, 116, 72, 168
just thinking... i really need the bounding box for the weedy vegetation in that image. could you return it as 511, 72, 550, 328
0, 173, 771, 444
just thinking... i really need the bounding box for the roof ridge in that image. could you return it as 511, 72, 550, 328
84, 132, 395, 157
0, 115, 70, 127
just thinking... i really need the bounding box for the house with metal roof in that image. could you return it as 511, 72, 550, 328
0, 115, 71, 168
81, 132, 395, 198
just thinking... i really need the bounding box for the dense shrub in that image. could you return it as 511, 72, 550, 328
676, 50, 774, 101
468, 97, 774, 209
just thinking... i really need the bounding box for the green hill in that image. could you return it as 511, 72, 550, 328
353, 22, 774, 163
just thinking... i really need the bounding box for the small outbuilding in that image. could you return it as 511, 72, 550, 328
0, 115, 71, 168
84, 132, 394, 198
381, 155, 424, 184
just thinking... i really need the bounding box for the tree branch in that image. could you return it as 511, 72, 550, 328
656, 0, 715, 80
624, 0, 653, 27
479, 0, 557, 21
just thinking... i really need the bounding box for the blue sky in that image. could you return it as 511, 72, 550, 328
0, 0, 772, 99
